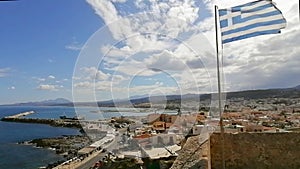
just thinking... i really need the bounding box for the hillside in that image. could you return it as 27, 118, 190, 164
98, 85, 300, 107
3, 85, 300, 107
6, 98, 72, 106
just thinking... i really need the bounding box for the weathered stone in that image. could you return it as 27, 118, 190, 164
170, 136, 208, 169
210, 132, 300, 169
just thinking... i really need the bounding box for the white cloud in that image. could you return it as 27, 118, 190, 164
74, 81, 92, 88
112, 74, 127, 83
155, 81, 163, 86
112, 0, 127, 3
77, 0, 300, 102
73, 66, 128, 92
145, 50, 187, 71
87, 0, 200, 50
108, 59, 158, 76
33, 76, 70, 86
32, 77, 46, 83
37, 84, 62, 91
65, 38, 84, 51
101, 45, 133, 57
48, 59, 54, 63
197, 0, 300, 91
0, 68, 11, 77
107, 83, 180, 99
48, 75, 55, 79
8, 86, 15, 90
172, 68, 212, 94
87, 0, 120, 25
79, 0, 214, 101
65, 44, 84, 51
81, 67, 110, 81
74, 80, 115, 91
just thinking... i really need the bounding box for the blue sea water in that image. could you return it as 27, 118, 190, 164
0, 106, 83, 169
20, 106, 153, 120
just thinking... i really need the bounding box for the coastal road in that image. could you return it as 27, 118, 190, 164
60, 128, 127, 169
54, 150, 105, 169
75, 131, 123, 169
75, 152, 106, 169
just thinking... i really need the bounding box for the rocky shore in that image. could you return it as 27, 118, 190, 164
20, 135, 91, 156
19, 135, 92, 168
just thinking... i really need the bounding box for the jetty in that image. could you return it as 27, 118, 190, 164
1, 111, 82, 129
4, 111, 35, 119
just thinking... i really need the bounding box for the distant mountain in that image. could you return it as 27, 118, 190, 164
7, 98, 72, 106
102, 86, 300, 107
129, 94, 149, 100
3, 85, 300, 107
200, 87, 300, 100
294, 85, 300, 90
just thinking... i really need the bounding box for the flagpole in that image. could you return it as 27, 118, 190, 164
214, 5, 225, 169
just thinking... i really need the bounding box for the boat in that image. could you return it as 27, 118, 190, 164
60, 113, 84, 120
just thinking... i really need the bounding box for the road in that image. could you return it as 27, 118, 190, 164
53, 150, 103, 169
74, 129, 126, 169
75, 152, 106, 169
54, 127, 129, 169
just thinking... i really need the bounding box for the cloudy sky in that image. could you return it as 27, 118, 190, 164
0, 0, 299, 104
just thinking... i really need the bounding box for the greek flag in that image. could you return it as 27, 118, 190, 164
218, 0, 286, 44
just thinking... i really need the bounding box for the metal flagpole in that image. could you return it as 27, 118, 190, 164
214, 5, 225, 169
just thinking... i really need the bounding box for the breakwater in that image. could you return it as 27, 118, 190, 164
1, 111, 82, 129
1, 117, 82, 128
5, 111, 35, 118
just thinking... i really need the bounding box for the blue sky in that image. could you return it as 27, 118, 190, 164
0, 0, 299, 104
0, 0, 103, 103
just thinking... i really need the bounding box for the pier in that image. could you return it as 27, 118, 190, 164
4, 111, 35, 119
1, 111, 82, 129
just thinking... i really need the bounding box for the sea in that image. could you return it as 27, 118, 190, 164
0, 106, 162, 169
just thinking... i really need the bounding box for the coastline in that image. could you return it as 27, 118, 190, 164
1, 117, 83, 129
16, 130, 91, 168
19, 135, 91, 156
0, 110, 88, 168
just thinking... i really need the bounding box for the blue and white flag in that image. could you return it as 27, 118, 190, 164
218, 0, 286, 44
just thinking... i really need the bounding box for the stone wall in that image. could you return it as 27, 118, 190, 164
210, 132, 300, 169
170, 136, 208, 169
